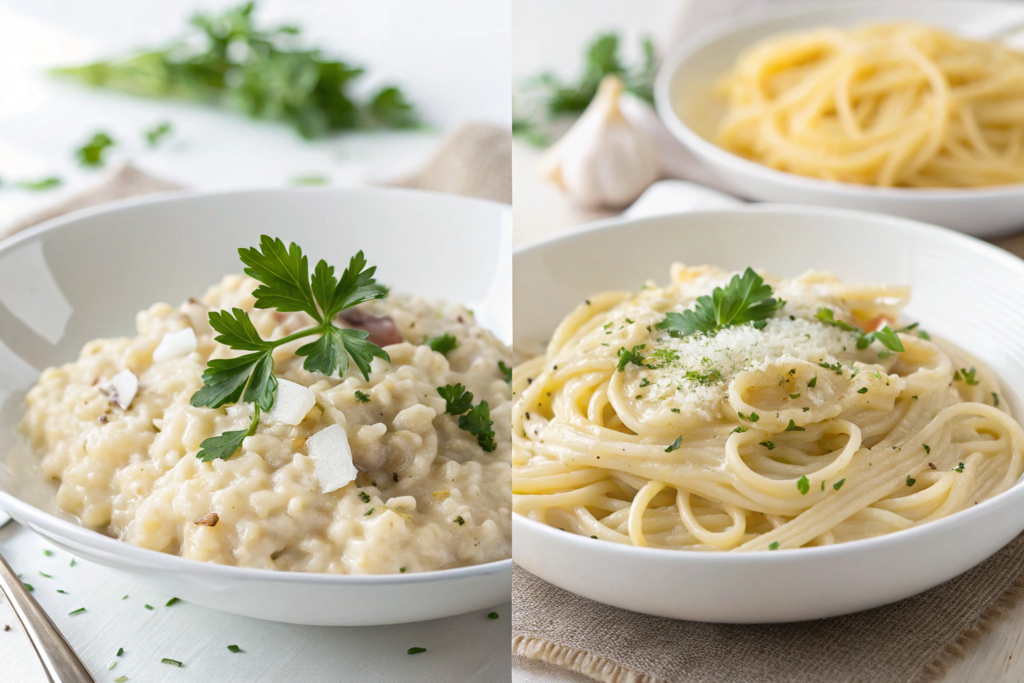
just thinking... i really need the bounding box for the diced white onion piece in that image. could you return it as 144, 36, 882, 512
152, 328, 197, 363
307, 424, 357, 494
267, 379, 316, 426
104, 369, 138, 410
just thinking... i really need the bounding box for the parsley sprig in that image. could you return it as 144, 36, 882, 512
657, 268, 785, 339
437, 384, 496, 452
191, 236, 389, 461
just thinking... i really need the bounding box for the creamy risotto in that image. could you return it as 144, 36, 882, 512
21, 275, 512, 574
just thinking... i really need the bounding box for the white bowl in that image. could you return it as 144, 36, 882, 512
0, 187, 512, 626
513, 204, 1024, 623
654, 0, 1024, 238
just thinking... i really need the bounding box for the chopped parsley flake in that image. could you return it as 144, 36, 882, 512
165, 597, 179, 607
359, 491, 371, 503
760, 441, 776, 450
784, 420, 805, 432
117, 648, 124, 656
857, 387, 868, 394
797, 476, 810, 495
423, 333, 458, 355
400, 567, 407, 573
68, 607, 86, 616
43, 550, 53, 557
161, 658, 183, 667
683, 367, 722, 386
993, 392, 1000, 407
408, 647, 427, 655
923, 444, 931, 454
833, 479, 846, 491
956, 367, 979, 385
953, 462, 965, 473
819, 362, 843, 375
808, 376, 817, 388
732, 426, 748, 433
789, 393, 801, 399
454, 516, 465, 525
354, 390, 370, 403
488, 612, 499, 619
227, 645, 243, 653
499, 361, 513, 386
665, 436, 682, 453
364, 508, 375, 516
906, 475, 916, 487
769, 541, 780, 550
616, 344, 647, 372
145, 604, 153, 610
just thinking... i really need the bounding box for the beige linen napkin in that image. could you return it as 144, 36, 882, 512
0, 123, 511, 241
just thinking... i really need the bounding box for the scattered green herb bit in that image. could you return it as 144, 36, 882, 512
354, 390, 370, 403
732, 426, 748, 433
918, 330, 931, 340
43, 550, 53, 557
616, 344, 647, 372
789, 393, 801, 399
656, 268, 784, 339
39, 571, 52, 578
819, 362, 843, 375
499, 360, 513, 386
815, 307, 860, 332
923, 444, 931, 454
57, 590, 69, 595
808, 376, 817, 388
408, 647, 427, 655
359, 491, 371, 503
748, 412, 760, 422
665, 436, 682, 453
191, 238, 390, 461
458, 401, 496, 452
145, 121, 173, 147
912, 396, 918, 400
122, 595, 128, 600
797, 476, 810, 495
117, 648, 124, 657
227, 645, 243, 653
423, 333, 458, 355
438, 383, 473, 415
769, 541, 780, 550
683, 368, 722, 386
114, 677, 128, 683
784, 419, 805, 432
291, 174, 329, 186
165, 597, 179, 607
75, 131, 115, 167
906, 475, 916, 487
51, 3, 418, 139
69, 559, 76, 567
760, 441, 776, 450
591, 535, 598, 539
803, 407, 810, 412
993, 392, 1000, 407
821, 480, 825, 491
400, 567, 407, 573
956, 367, 979, 385
23, 583, 33, 592
671, 408, 681, 413
833, 479, 846, 491
454, 516, 465, 526
364, 507, 375, 516
392, 472, 399, 483
856, 325, 905, 353
512, 33, 655, 146
953, 462, 965, 473
144, 604, 153, 610
857, 387, 868, 394
108, 661, 117, 671
161, 658, 183, 667
639, 378, 651, 388
68, 607, 86, 616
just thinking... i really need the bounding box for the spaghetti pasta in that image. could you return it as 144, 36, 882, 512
511, 266, 1024, 551
715, 23, 1024, 188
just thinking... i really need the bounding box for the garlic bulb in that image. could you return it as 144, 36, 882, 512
538, 74, 660, 209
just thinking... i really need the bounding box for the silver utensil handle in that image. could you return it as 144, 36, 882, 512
0, 550, 95, 683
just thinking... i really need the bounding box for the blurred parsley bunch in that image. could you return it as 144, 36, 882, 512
513, 33, 656, 147
50, 2, 418, 139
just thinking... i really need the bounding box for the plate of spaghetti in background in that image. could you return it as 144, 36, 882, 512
655, 1, 1024, 237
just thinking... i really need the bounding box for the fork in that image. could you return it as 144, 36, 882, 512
0, 519, 95, 683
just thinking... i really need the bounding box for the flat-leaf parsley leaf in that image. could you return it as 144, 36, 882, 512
656, 268, 785, 339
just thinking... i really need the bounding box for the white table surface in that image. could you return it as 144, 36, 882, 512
510, 1, 1024, 681
0, 1, 512, 681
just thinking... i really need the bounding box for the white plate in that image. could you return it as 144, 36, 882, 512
0, 187, 512, 626
513, 204, 1024, 623
654, 0, 1024, 238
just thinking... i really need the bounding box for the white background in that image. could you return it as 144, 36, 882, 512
0, 0, 511, 230
0, 1, 511, 681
